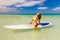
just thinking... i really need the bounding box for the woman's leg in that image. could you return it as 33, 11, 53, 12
33, 21, 38, 29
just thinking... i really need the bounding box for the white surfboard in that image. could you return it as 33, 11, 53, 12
4, 22, 52, 29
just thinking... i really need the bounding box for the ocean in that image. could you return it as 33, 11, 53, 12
0, 15, 60, 40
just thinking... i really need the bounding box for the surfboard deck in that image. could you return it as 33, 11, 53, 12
4, 22, 52, 29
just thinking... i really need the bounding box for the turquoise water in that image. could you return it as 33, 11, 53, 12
0, 15, 60, 40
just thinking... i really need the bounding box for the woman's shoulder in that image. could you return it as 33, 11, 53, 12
33, 15, 38, 18
34, 15, 37, 17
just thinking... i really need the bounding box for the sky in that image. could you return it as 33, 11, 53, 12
0, 0, 60, 14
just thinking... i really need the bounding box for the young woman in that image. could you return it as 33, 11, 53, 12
29, 13, 41, 29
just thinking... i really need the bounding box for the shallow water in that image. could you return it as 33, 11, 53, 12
0, 15, 60, 40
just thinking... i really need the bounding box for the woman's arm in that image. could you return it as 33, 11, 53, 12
28, 19, 33, 24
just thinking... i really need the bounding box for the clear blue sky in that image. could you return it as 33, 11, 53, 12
0, 0, 60, 14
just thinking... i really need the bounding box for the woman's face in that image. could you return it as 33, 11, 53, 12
36, 13, 41, 16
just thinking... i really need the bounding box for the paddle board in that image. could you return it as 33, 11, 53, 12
4, 22, 52, 29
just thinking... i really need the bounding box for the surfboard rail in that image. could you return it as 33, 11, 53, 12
4, 22, 52, 29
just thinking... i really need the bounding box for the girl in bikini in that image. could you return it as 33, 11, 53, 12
29, 13, 41, 29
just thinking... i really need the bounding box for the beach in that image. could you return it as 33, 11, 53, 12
0, 15, 60, 40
